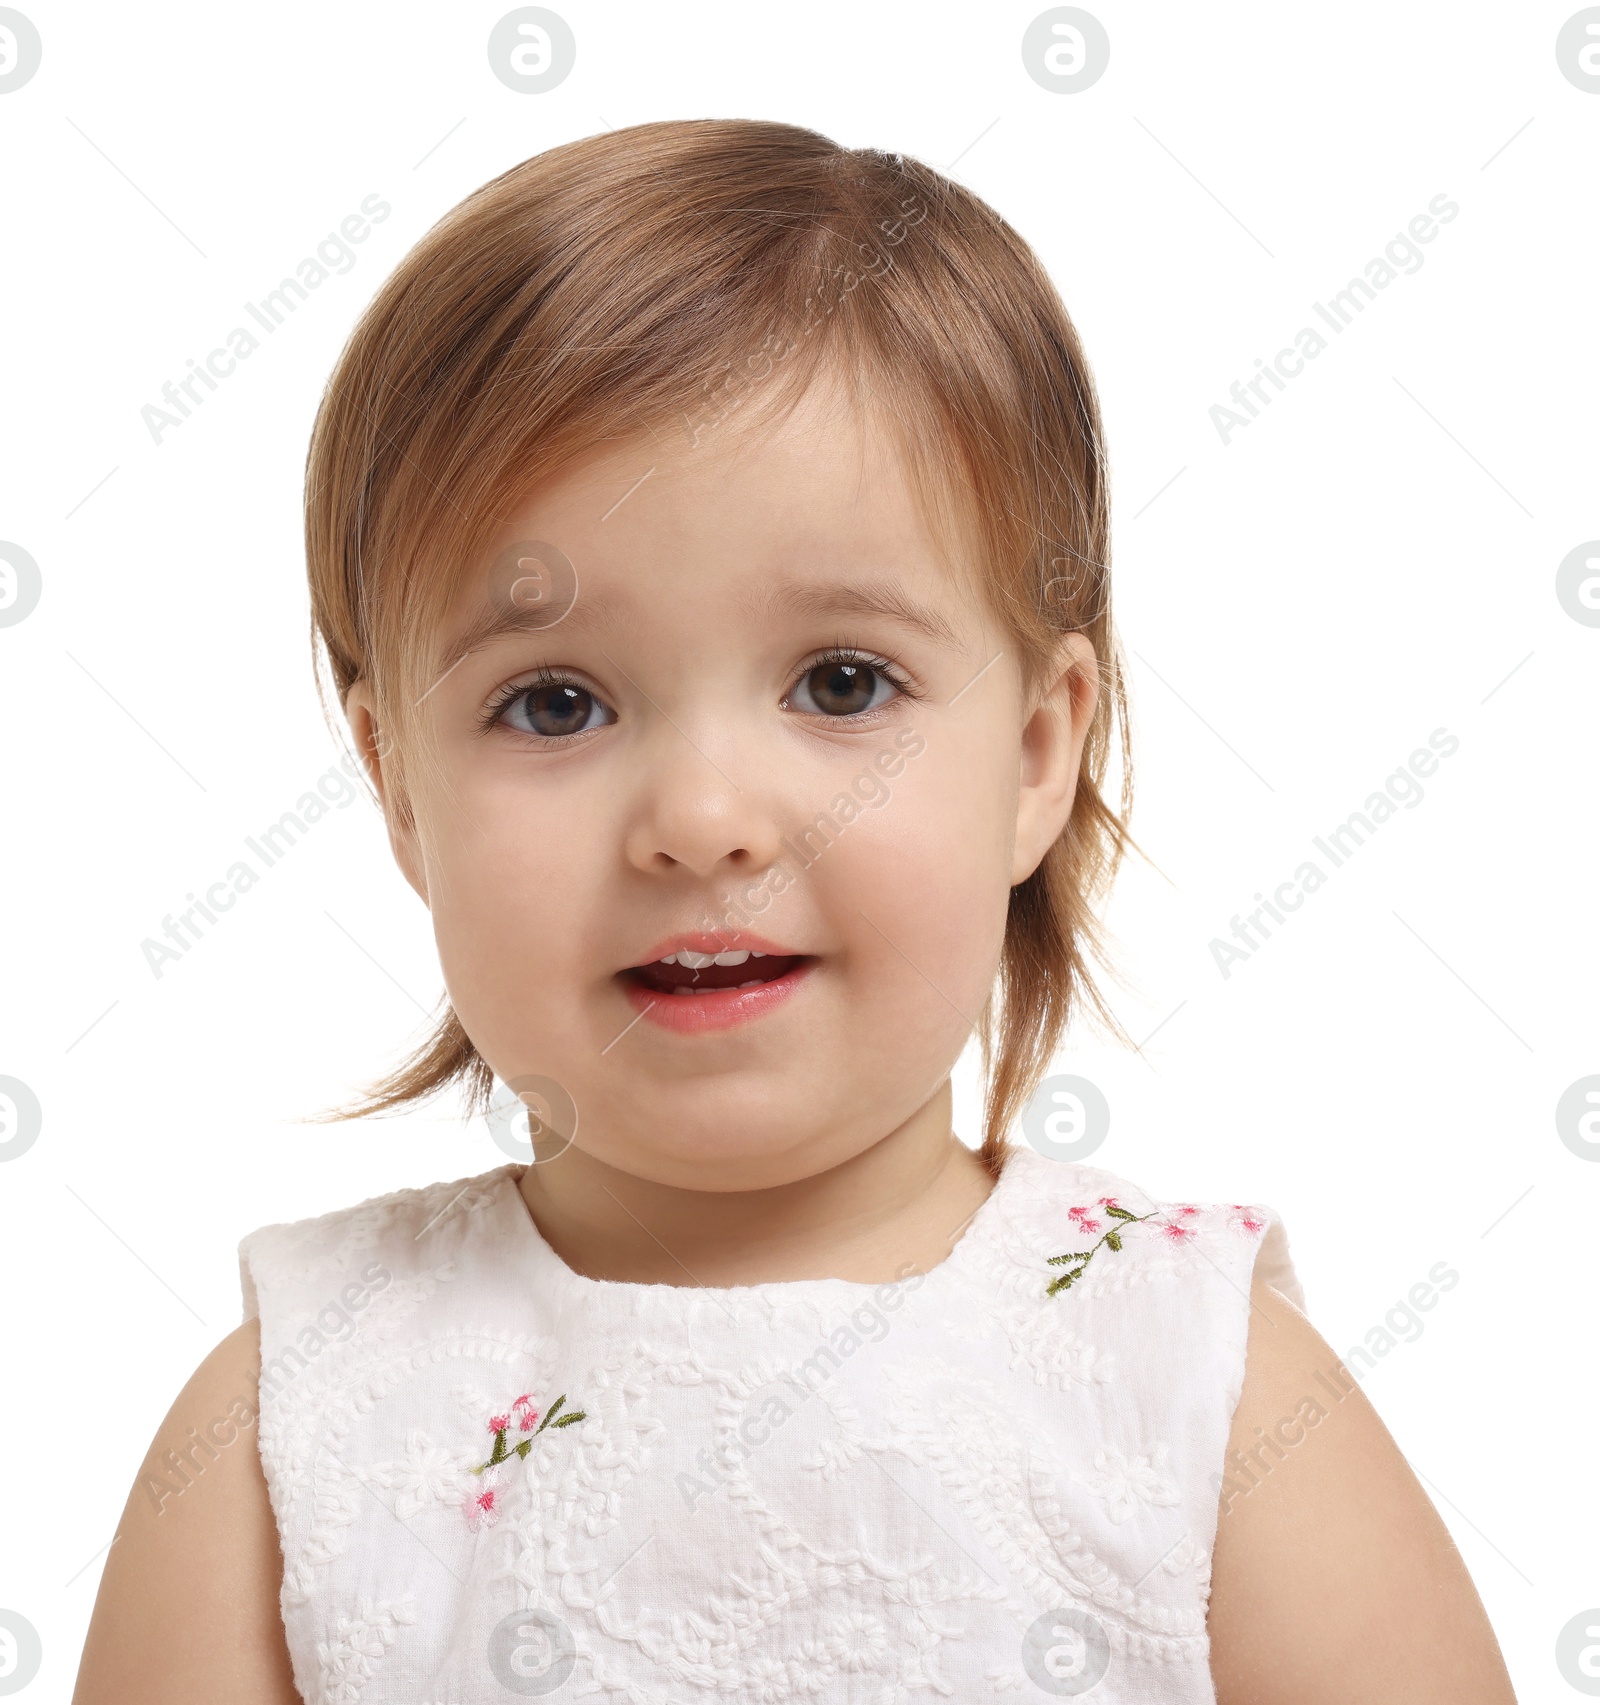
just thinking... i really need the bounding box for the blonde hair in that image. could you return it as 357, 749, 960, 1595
304, 117, 1132, 1171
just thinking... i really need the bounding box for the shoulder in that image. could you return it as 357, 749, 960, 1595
74, 1320, 300, 1704
989, 1144, 1302, 1313
238, 1163, 520, 1318
1207, 1273, 1516, 1704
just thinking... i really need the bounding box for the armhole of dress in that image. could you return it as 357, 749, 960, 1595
1208, 1207, 1307, 1562
1251, 1211, 1306, 1315
238, 1236, 261, 1324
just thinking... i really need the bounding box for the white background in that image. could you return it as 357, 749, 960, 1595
1, 2, 1595, 1698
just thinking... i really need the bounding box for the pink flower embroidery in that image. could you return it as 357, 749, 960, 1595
465, 1478, 501, 1530
466, 1392, 588, 1526
1160, 1221, 1198, 1242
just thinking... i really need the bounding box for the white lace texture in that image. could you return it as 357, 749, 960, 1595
238, 1146, 1299, 1703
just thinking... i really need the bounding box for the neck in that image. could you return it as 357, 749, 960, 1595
517, 1080, 995, 1286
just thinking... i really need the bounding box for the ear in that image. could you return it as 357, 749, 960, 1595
1012, 632, 1099, 887
344, 680, 430, 906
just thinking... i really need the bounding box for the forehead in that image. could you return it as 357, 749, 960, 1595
440, 377, 986, 660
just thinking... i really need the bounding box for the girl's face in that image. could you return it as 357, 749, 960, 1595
352, 378, 1096, 1191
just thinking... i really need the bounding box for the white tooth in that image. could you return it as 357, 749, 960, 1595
678, 950, 717, 969
750, 950, 766, 958
659, 954, 678, 965
713, 950, 750, 966
738, 979, 762, 989
671, 985, 694, 996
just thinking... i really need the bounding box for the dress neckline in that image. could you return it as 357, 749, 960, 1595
499, 1143, 1031, 1309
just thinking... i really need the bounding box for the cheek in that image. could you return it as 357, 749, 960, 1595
420, 775, 604, 1054
823, 729, 1016, 1018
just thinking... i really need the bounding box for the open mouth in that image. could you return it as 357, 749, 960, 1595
622, 948, 808, 997
616, 941, 815, 1033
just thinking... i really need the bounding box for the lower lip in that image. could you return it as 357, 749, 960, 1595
619, 959, 814, 1035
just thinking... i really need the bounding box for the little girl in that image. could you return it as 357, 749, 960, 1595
75, 120, 1516, 1704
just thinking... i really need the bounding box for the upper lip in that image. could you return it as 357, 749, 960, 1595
625, 931, 807, 968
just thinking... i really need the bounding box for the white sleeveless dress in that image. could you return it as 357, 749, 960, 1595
238, 1144, 1302, 1704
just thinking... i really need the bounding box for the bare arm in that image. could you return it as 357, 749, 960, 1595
1208, 1273, 1516, 1704
73, 1318, 300, 1704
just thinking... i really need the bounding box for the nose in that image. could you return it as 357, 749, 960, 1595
621, 723, 785, 879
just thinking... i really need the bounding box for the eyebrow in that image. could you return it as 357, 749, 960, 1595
434, 596, 611, 679
433, 571, 964, 685
742, 578, 964, 651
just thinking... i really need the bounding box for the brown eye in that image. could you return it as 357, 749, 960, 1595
791, 658, 897, 717
500, 681, 612, 739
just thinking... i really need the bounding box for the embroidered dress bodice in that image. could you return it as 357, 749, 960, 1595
238, 1144, 1302, 1704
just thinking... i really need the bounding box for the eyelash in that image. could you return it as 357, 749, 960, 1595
783, 646, 920, 715
478, 665, 587, 736
479, 646, 921, 739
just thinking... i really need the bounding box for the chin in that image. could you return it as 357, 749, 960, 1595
592, 1115, 858, 1192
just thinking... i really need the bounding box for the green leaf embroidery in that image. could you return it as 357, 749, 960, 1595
1045, 1202, 1157, 1297
471, 1391, 587, 1474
